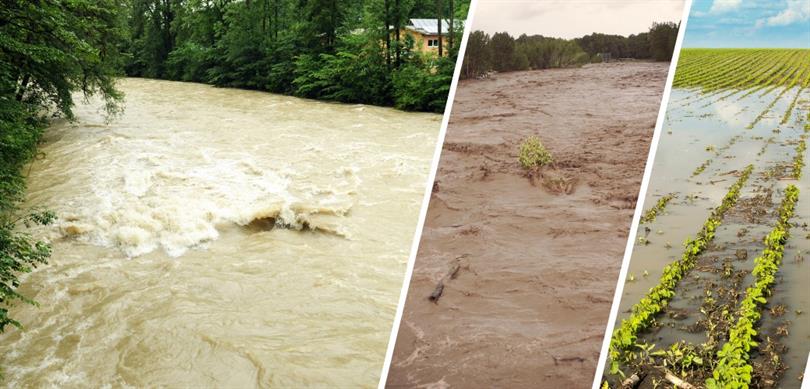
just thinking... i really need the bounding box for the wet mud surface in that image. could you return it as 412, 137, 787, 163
386, 62, 670, 388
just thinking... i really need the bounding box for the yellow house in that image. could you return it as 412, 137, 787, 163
400, 19, 457, 56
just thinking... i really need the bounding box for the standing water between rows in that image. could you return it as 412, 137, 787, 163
0, 78, 440, 387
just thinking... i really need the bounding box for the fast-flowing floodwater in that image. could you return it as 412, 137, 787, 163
0, 78, 440, 387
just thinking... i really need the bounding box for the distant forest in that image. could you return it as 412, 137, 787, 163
126, 0, 470, 112
461, 22, 680, 79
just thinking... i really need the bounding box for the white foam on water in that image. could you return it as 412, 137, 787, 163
40, 128, 357, 258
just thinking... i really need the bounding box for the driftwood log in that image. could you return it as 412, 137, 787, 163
428, 281, 445, 303
662, 369, 697, 389
427, 256, 468, 304
621, 373, 642, 388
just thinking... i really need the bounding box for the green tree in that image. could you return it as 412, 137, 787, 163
489, 32, 516, 72
649, 22, 679, 61
461, 30, 491, 79
0, 0, 125, 334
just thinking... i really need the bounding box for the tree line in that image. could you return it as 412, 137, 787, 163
461, 21, 680, 79
124, 0, 469, 112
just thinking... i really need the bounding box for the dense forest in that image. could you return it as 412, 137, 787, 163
0, 0, 467, 341
125, 0, 469, 112
461, 22, 680, 79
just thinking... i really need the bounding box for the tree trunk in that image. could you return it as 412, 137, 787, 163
330, 0, 337, 49
436, 0, 442, 57
395, 0, 401, 67
274, 0, 279, 40
15, 74, 30, 102
262, 0, 268, 34
384, 0, 391, 68
448, 0, 454, 54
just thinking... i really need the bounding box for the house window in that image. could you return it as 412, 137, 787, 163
427, 39, 439, 47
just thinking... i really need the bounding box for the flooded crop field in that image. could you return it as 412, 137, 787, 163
605, 49, 810, 388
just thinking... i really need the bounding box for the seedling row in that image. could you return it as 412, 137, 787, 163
603, 49, 810, 388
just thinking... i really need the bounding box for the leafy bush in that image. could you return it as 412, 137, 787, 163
166, 42, 212, 82
293, 34, 392, 106
0, 99, 55, 333
518, 136, 553, 169
0, 0, 123, 336
392, 57, 454, 113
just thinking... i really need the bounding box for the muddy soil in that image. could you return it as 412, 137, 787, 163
385, 62, 670, 388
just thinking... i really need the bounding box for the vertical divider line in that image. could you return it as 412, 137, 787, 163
590, 1, 694, 387
377, 2, 480, 387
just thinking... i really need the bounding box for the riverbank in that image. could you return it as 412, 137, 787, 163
0, 97, 54, 334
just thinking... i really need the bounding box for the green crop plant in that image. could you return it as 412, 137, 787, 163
640, 194, 675, 224
706, 185, 799, 389
693, 159, 711, 176
793, 140, 806, 179
673, 49, 810, 124
518, 136, 553, 169
608, 165, 753, 375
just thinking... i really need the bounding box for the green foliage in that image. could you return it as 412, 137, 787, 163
124, 0, 469, 112
693, 159, 712, 176
0, 98, 55, 333
461, 30, 491, 78
674, 49, 810, 93
707, 185, 799, 389
793, 140, 806, 179
0, 0, 126, 119
576, 22, 677, 62
609, 165, 754, 375
489, 32, 516, 72
462, 21, 680, 79
639, 194, 675, 224
293, 34, 392, 106
166, 42, 213, 82
392, 57, 454, 112
0, 0, 123, 336
518, 136, 553, 169
0, 209, 55, 332
648, 22, 679, 61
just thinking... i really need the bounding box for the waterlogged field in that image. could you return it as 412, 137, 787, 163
603, 49, 810, 388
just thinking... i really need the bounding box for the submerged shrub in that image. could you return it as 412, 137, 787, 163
518, 136, 553, 169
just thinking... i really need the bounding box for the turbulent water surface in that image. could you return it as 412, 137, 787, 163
0, 78, 440, 387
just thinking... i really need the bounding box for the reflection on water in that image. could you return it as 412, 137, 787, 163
0, 78, 440, 387
618, 86, 810, 384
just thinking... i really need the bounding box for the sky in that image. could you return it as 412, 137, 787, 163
471, 0, 686, 39
683, 0, 810, 48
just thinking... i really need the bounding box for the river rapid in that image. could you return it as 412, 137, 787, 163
0, 78, 440, 387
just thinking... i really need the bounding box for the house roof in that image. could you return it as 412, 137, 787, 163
407, 18, 452, 35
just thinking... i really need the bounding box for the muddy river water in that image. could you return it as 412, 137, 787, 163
0, 78, 440, 387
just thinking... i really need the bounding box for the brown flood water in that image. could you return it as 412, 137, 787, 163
0, 78, 441, 387
386, 62, 670, 387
